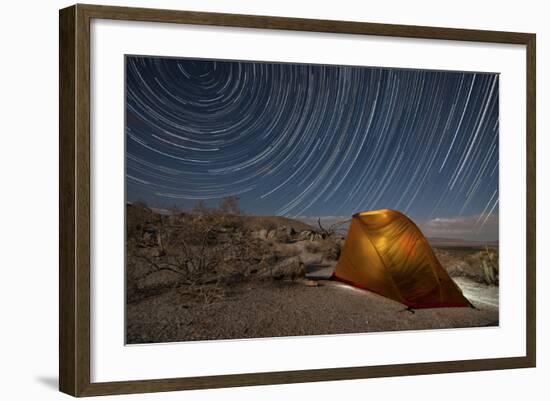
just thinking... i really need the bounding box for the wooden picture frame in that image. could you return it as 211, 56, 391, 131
59, 3, 536, 397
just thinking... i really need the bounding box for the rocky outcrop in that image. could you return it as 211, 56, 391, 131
258, 256, 306, 281
134, 270, 182, 298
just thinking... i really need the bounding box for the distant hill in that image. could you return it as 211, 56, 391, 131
126, 202, 315, 232
428, 237, 499, 248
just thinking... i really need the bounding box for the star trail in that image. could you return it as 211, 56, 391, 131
125, 56, 499, 240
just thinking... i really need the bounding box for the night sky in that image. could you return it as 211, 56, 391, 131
125, 56, 499, 240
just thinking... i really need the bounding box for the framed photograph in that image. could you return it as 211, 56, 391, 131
59, 4, 536, 397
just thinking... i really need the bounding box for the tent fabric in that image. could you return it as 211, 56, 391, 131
333, 209, 471, 309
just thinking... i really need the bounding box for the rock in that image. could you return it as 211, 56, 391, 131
297, 230, 325, 241
445, 260, 471, 278
252, 229, 268, 240
275, 227, 292, 243
136, 270, 181, 294
217, 233, 231, 242
140, 229, 158, 247
259, 253, 278, 267
299, 252, 323, 265
320, 240, 341, 261
312, 233, 323, 241
285, 226, 296, 236
260, 256, 306, 280
149, 248, 166, 257
265, 227, 291, 243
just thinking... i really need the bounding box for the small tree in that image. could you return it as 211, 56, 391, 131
193, 200, 209, 215
219, 196, 240, 215
317, 218, 350, 238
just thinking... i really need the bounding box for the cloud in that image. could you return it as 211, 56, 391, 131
294, 213, 498, 242
418, 214, 498, 241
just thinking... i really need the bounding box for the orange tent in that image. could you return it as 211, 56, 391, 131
333, 209, 471, 309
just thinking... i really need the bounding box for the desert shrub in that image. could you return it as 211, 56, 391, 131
219, 196, 241, 215
317, 239, 341, 261
463, 248, 499, 285
477, 247, 499, 285
438, 247, 499, 285
304, 241, 320, 253
316, 218, 350, 239
133, 201, 272, 287
263, 222, 278, 231
192, 200, 209, 216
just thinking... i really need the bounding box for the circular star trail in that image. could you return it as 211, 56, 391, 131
126, 56, 498, 232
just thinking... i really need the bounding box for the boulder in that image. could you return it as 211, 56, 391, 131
136, 270, 181, 294
297, 230, 325, 241
260, 256, 306, 280
297, 230, 313, 241
319, 240, 341, 261
265, 227, 291, 243
252, 229, 268, 240
140, 228, 158, 247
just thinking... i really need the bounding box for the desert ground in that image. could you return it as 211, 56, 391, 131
125, 202, 499, 344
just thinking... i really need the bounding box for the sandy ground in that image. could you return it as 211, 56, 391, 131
453, 277, 499, 308
126, 271, 499, 344
126, 204, 498, 344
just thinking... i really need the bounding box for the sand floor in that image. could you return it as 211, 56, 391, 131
126, 275, 499, 344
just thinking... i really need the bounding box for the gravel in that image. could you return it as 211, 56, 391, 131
126, 278, 498, 344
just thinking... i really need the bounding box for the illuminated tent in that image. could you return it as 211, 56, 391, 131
333, 209, 471, 309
